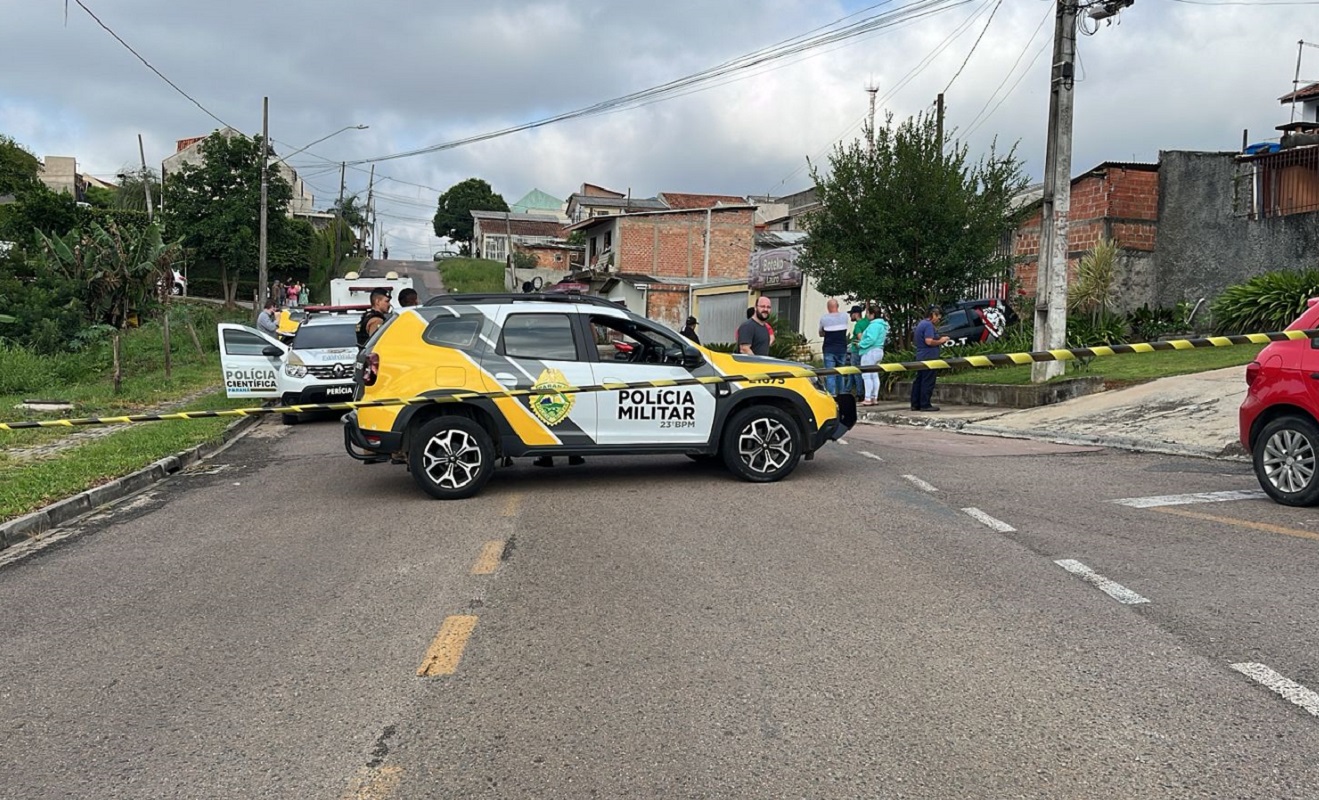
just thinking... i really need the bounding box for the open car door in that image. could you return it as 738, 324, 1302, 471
217, 323, 285, 399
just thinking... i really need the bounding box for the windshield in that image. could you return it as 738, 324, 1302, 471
291, 323, 357, 350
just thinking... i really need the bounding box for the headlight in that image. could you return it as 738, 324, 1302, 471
284, 354, 307, 379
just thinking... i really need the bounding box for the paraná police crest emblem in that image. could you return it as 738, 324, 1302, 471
530, 368, 574, 426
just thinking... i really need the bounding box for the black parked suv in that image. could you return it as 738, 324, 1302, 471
937, 299, 1018, 346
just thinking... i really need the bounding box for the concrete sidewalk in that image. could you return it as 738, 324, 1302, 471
860, 365, 1250, 461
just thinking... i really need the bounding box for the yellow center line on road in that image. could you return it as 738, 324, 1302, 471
501, 493, 521, 517
472, 540, 506, 575
417, 615, 479, 677
339, 764, 402, 800
1153, 506, 1319, 542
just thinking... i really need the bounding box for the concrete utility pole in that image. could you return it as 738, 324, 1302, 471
364, 165, 375, 257
137, 133, 153, 223
936, 93, 945, 157
865, 83, 879, 152
1031, 1, 1078, 383
258, 96, 270, 306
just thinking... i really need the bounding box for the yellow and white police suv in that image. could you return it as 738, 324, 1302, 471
344, 293, 853, 499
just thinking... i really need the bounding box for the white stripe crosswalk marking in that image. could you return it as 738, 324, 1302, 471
1054, 559, 1149, 604
962, 507, 1015, 532
903, 474, 938, 492
1112, 489, 1266, 508
1231, 663, 1319, 717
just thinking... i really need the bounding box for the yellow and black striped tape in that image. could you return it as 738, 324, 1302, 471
0, 329, 1307, 431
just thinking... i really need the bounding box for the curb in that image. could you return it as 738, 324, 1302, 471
0, 414, 262, 551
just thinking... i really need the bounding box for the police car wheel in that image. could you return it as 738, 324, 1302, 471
721, 406, 802, 483
409, 416, 495, 500
281, 413, 301, 425
1254, 415, 1319, 506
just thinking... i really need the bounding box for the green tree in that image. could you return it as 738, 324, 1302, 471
0, 134, 40, 197
0, 183, 81, 246
797, 113, 1027, 346
161, 131, 292, 305
331, 194, 367, 228
113, 168, 162, 213
433, 178, 508, 251
36, 221, 182, 329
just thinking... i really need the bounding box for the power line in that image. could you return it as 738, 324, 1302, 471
943, 0, 1002, 93
961, 1, 1053, 136
343, 0, 970, 166
73, 0, 233, 131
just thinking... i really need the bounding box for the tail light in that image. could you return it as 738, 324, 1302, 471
363, 352, 379, 386
1245, 361, 1261, 388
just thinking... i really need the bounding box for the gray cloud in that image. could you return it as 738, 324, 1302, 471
0, 0, 1308, 258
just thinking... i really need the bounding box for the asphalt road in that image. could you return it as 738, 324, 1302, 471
4, 420, 1319, 798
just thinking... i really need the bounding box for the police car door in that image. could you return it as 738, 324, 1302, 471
588, 313, 716, 446
486, 310, 597, 447
217, 323, 284, 399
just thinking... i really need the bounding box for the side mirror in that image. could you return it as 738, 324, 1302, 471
681, 346, 703, 369
262, 345, 283, 358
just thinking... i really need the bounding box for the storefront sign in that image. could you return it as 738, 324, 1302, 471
748, 246, 802, 289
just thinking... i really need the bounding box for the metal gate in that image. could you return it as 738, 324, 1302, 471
696, 292, 747, 346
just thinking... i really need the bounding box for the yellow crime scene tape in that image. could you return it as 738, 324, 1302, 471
0, 329, 1311, 432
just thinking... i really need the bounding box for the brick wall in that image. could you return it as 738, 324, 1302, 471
644, 283, 691, 330
1012, 166, 1159, 302
616, 208, 754, 281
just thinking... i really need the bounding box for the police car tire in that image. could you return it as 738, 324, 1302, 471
720, 405, 802, 483
281, 413, 301, 425
409, 416, 496, 500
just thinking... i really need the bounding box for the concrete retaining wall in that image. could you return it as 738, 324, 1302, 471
883, 376, 1106, 409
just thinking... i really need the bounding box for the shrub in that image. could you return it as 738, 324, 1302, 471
1211, 270, 1319, 334
1066, 310, 1127, 348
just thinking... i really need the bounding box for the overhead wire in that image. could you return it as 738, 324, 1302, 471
943, 0, 1001, 93
961, 1, 1054, 137
343, 0, 971, 166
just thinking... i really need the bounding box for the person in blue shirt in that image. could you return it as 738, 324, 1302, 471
911, 304, 951, 411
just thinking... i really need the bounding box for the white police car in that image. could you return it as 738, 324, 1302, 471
217, 313, 360, 424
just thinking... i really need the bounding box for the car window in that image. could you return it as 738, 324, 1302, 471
501, 313, 578, 361
422, 314, 483, 350
223, 328, 274, 356
941, 310, 972, 329
588, 313, 691, 366
291, 323, 358, 350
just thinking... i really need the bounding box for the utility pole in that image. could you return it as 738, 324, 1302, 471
935, 93, 945, 156
865, 83, 879, 152
137, 133, 154, 222
364, 164, 375, 258
258, 96, 269, 306
1031, 1, 1078, 383
337, 161, 346, 208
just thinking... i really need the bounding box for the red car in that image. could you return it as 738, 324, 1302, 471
1239, 298, 1319, 505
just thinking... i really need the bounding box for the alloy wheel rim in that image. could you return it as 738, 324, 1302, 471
421, 429, 482, 489
1262, 429, 1316, 495
737, 417, 793, 474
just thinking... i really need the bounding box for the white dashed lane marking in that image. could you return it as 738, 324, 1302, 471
1054, 559, 1149, 605
858, 451, 884, 462
902, 475, 938, 492
1112, 489, 1266, 508
961, 507, 1016, 532
1231, 663, 1319, 717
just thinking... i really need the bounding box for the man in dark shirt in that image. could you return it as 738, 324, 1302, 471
738, 297, 773, 356
911, 304, 951, 411
681, 316, 700, 344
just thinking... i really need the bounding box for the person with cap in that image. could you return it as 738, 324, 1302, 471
680, 315, 700, 344
817, 298, 850, 395
912, 304, 951, 411
847, 304, 868, 397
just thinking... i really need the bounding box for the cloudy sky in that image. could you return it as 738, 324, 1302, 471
0, 0, 1311, 259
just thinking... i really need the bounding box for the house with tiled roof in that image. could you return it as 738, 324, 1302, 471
656, 191, 748, 210
470, 210, 565, 262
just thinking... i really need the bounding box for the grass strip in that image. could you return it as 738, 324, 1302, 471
937, 342, 1265, 385
437, 258, 506, 293
0, 390, 249, 522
